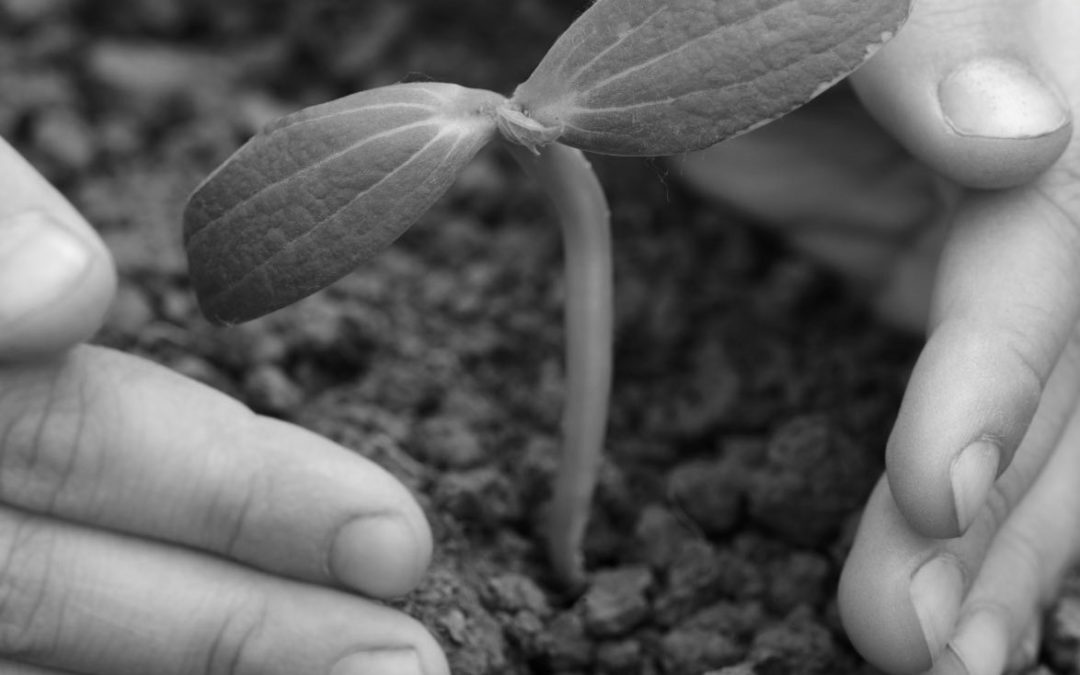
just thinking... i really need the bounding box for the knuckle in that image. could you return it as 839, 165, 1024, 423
204, 591, 271, 675
1062, 326, 1080, 378
1068, 324, 1080, 358
995, 321, 1052, 401
1037, 167, 1080, 231
0, 367, 105, 517
205, 417, 272, 561
1031, 186, 1080, 281
0, 513, 65, 659
907, 2, 986, 37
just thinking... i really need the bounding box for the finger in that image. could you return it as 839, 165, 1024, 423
851, 0, 1074, 189
0, 505, 447, 675
867, 208, 948, 332
930, 355, 1080, 675
883, 183, 1080, 539
675, 87, 955, 331
0, 345, 432, 598
0, 139, 116, 360
678, 87, 943, 274
839, 330, 1080, 674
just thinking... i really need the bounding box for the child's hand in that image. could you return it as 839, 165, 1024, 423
681, 0, 1078, 673
0, 138, 447, 675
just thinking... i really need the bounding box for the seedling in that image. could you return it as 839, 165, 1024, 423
183, 0, 909, 588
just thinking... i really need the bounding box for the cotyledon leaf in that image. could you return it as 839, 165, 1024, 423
183, 82, 505, 324
511, 0, 911, 156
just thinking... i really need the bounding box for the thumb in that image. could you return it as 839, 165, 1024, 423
0, 139, 116, 360
851, 0, 1073, 189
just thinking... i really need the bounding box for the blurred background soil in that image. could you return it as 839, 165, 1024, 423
3, 1, 1080, 673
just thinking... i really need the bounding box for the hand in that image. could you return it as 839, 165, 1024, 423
0, 137, 446, 674
679, 0, 1078, 673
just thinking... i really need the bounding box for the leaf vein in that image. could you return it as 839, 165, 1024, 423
269, 102, 438, 133
576, 0, 798, 101
213, 128, 466, 301
563, 6, 668, 88
193, 119, 440, 243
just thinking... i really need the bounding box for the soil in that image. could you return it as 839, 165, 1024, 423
2, 1, 1077, 674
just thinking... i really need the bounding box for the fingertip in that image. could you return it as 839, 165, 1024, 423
330, 511, 433, 598
0, 210, 117, 361
240, 418, 435, 598
853, 10, 1073, 190
885, 433, 987, 541
0, 138, 119, 360
0, 210, 117, 360
839, 560, 934, 675
885, 322, 1042, 540
839, 481, 942, 675
934, 57, 1072, 189
885, 388, 966, 540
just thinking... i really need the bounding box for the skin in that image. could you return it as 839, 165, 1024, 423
682, 0, 1079, 673
0, 0, 1074, 673
0, 139, 447, 673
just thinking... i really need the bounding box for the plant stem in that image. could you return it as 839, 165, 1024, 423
507, 141, 612, 589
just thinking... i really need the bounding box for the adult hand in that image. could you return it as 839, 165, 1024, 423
679, 0, 1078, 673
0, 137, 446, 674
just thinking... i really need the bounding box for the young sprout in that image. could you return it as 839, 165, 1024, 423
183, 0, 910, 589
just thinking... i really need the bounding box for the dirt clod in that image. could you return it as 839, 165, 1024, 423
583, 567, 654, 638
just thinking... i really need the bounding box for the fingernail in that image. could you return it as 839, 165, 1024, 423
330, 514, 420, 594
925, 645, 968, 675
910, 555, 964, 659
939, 58, 1071, 139
950, 441, 1000, 532
0, 211, 92, 323
331, 648, 422, 675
